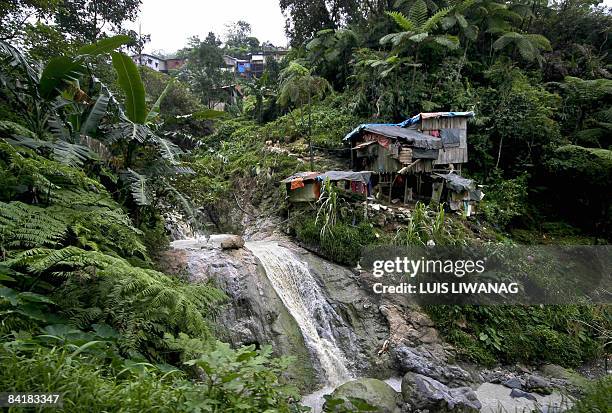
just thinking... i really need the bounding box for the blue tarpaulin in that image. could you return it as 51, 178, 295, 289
344, 112, 474, 142
397, 111, 475, 128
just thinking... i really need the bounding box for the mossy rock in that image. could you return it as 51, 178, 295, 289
326, 378, 401, 413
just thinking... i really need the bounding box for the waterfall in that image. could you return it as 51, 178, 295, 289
246, 240, 352, 386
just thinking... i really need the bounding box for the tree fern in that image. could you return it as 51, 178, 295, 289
493, 32, 551, 65
7, 247, 226, 358
409, 0, 429, 28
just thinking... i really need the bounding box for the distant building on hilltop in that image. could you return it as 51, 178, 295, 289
133, 48, 287, 78
223, 49, 288, 79
131, 53, 186, 73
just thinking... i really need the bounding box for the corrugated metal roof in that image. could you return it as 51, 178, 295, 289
280, 172, 320, 183
280, 171, 373, 184
344, 124, 442, 149
433, 172, 475, 192
352, 140, 377, 149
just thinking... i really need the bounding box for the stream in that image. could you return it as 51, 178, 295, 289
172, 235, 576, 413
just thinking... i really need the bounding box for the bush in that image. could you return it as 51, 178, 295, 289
425, 305, 605, 367
295, 217, 378, 265
394, 202, 466, 246
569, 376, 612, 413
541, 145, 612, 238
0, 340, 300, 413
481, 172, 529, 229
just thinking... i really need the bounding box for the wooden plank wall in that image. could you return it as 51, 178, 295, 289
421, 117, 468, 165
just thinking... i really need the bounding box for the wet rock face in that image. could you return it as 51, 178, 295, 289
393, 346, 472, 387
481, 367, 563, 396
401, 373, 481, 412
509, 388, 537, 401
171, 237, 318, 391
299, 248, 395, 378
328, 378, 401, 413
379, 305, 441, 348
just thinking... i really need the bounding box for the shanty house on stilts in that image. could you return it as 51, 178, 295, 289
343, 112, 482, 214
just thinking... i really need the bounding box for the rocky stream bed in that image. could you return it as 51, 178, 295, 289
167, 234, 600, 413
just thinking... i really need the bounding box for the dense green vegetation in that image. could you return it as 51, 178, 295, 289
0, 35, 300, 411
1, 0, 611, 410
427, 305, 607, 366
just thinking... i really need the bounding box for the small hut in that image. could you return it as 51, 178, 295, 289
281, 171, 373, 203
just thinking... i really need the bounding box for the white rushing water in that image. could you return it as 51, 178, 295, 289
246, 240, 352, 386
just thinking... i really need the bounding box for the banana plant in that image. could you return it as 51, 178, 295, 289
0, 36, 132, 166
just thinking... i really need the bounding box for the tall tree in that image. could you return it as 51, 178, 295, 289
0, 0, 58, 41
178, 36, 230, 108
278, 62, 331, 169
55, 0, 142, 42
225, 20, 259, 49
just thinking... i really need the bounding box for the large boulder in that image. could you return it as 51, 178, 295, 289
393, 346, 472, 387
379, 305, 441, 347
401, 372, 481, 412
524, 374, 552, 395
326, 378, 401, 413
220, 235, 245, 249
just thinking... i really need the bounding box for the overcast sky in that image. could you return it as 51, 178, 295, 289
127, 0, 288, 54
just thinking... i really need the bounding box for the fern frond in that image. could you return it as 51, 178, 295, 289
386, 11, 416, 32
409, 0, 429, 28
0, 202, 67, 250
421, 6, 453, 32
